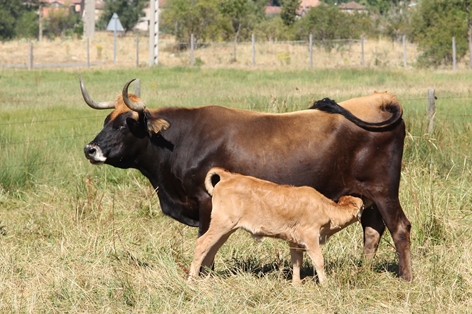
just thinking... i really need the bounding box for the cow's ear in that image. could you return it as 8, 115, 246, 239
147, 118, 170, 134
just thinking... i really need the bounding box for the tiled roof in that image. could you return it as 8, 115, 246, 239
338, 1, 366, 10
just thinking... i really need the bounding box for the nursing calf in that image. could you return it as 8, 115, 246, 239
189, 167, 364, 284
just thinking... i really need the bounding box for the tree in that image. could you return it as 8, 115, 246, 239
323, 0, 350, 5
466, 1, 472, 68
219, 0, 265, 59
360, 0, 401, 15
256, 15, 291, 41
410, 0, 471, 67
377, 2, 411, 41
280, 0, 300, 26
161, 0, 221, 45
295, 5, 373, 46
99, 0, 146, 33
43, 7, 81, 39
0, 0, 31, 40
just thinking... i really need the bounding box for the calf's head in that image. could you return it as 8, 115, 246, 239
337, 195, 365, 221
80, 77, 169, 168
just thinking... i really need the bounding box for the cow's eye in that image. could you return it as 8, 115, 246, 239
118, 125, 126, 131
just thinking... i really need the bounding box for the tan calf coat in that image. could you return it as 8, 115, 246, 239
189, 167, 364, 284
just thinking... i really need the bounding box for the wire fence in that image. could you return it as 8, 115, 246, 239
0, 32, 426, 70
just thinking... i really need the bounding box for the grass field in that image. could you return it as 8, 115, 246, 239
1, 66, 472, 313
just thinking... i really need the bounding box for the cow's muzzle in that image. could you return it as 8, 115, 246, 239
84, 143, 107, 164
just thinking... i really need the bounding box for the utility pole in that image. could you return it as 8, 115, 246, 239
149, 0, 159, 65
83, 0, 95, 39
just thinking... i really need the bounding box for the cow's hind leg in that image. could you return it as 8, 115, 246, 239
361, 204, 386, 261
376, 199, 412, 281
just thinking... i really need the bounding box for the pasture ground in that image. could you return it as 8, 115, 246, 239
0, 66, 472, 313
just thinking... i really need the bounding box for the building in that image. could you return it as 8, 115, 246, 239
297, 0, 321, 16
39, 0, 83, 17
338, 1, 367, 14
265, 0, 322, 17
134, 0, 167, 32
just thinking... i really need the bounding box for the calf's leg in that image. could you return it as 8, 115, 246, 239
303, 236, 327, 284
289, 242, 304, 285
201, 231, 235, 270
189, 221, 234, 279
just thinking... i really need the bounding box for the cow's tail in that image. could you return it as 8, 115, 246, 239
204, 167, 229, 196
309, 97, 403, 131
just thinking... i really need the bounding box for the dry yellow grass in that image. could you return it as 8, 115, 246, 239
1, 62, 472, 313
0, 32, 423, 70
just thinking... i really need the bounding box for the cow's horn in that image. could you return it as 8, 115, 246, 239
122, 78, 146, 112
79, 75, 116, 110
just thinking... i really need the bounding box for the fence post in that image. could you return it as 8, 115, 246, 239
403, 35, 407, 67
134, 78, 141, 97
28, 42, 33, 70
190, 34, 194, 66
427, 89, 436, 133
87, 38, 90, 68
452, 36, 456, 70
136, 35, 139, 68
233, 37, 237, 62
252, 33, 256, 66
361, 36, 365, 67
309, 34, 313, 68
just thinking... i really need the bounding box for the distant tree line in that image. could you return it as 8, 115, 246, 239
1, 0, 472, 68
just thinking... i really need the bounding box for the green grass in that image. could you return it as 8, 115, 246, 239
1, 66, 472, 312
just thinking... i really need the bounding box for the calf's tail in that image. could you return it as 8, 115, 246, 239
204, 167, 229, 196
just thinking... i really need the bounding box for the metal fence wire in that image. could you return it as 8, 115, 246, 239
0, 33, 440, 70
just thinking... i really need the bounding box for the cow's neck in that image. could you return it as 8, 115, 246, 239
133, 140, 200, 227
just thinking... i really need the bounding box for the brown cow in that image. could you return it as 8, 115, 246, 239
80, 77, 412, 281
189, 167, 364, 284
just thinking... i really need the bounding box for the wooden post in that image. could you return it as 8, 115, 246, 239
87, 38, 90, 68
113, 17, 117, 65
428, 89, 436, 133
452, 37, 456, 70
190, 34, 194, 66
252, 33, 255, 66
28, 42, 33, 70
134, 78, 141, 97
309, 34, 313, 68
38, 3, 43, 42
403, 35, 407, 67
361, 36, 365, 67
136, 35, 139, 68
233, 37, 237, 62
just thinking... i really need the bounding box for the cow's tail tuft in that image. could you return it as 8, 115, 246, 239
204, 167, 227, 196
